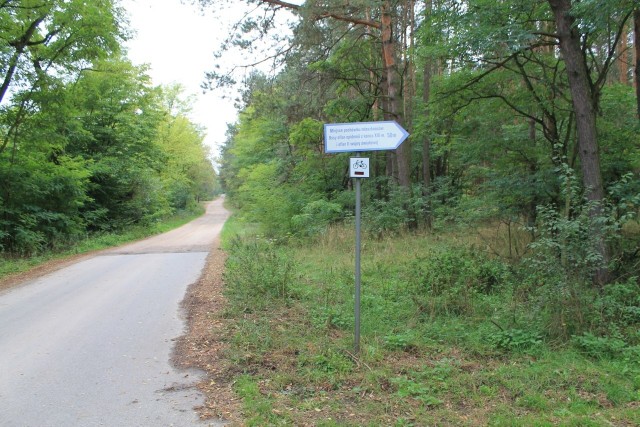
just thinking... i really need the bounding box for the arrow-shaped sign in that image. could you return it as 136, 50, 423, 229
324, 121, 410, 153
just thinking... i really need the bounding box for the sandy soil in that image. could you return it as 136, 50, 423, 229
172, 237, 243, 425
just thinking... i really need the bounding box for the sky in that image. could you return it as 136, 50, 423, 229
123, 0, 302, 158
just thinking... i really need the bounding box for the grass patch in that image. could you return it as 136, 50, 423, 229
0, 204, 206, 280
219, 223, 640, 425
220, 211, 260, 250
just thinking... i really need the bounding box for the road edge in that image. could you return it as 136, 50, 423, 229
171, 236, 242, 425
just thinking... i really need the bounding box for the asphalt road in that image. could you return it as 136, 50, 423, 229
0, 198, 229, 427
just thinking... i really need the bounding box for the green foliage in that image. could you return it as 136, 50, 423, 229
224, 237, 296, 311
572, 333, 628, 359
517, 184, 635, 339
298, 349, 353, 375
363, 184, 413, 235
311, 306, 352, 330
291, 199, 343, 236
382, 332, 416, 351
0, 50, 217, 253
236, 163, 304, 235
233, 375, 283, 426
391, 376, 443, 407
217, 222, 640, 425
0, 150, 90, 254
527, 203, 611, 281
594, 278, 640, 331
406, 246, 512, 317
0, 0, 125, 102
599, 85, 640, 183
204, 0, 640, 423
488, 328, 543, 353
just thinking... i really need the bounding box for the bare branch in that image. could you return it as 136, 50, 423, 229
532, 31, 559, 39
258, 0, 301, 10
257, 0, 380, 29
316, 12, 380, 29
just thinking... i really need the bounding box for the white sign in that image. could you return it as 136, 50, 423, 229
350, 157, 370, 178
324, 121, 410, 153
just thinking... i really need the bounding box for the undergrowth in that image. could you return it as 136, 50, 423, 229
220, 219, 640, 426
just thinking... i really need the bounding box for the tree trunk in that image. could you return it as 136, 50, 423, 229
548, 0, 610, 284
421, 0, 434, 229
381, 1, 411, 188
422, 60, 433, 228
634, 9, 640, 118
617, 23, 628, 84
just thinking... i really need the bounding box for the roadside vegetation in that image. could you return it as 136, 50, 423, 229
0, 205, 206, 281
0, 2, 220, 267
205, 1, 640, 425
218, 213, 640, 426
2, 1, 639, 424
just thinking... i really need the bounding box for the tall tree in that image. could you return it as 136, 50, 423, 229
548, 0, 636, 283
198, 0, 415, 187
423, 0, 635, 283
0, 0, 125, 154
548, 0, 605, 206
635, 9, 640, 118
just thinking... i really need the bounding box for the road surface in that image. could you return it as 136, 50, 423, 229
0, 198, 229, 427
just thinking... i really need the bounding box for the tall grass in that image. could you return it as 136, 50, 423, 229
219, 219, 640, 425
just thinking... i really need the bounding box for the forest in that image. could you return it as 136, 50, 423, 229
2, 0, 640, 423
212, 0, 640, 289
0, 0, 219, 257
196, 0, 640, 424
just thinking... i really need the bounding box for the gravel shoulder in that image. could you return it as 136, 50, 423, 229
172, 236, 243, 425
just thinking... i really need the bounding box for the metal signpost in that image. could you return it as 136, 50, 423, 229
324, 121, 409, 353
324, 121, 409, 153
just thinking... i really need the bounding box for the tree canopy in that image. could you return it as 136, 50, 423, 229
0, 0, 219, 254
204, 0, 639, 285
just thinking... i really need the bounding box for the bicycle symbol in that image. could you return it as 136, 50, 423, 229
352, 159, 368, 169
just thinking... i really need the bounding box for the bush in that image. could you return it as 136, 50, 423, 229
363, 185, 412, 235
363, 183, 429, 236
291, 199, 343, 236
518, 193, 633, 340
596, 278, 640, 327
0, 153, 89, 254
235, 163, 306, 236
572, 333, 628, 359
488, 328, 543, 353
406, 246, 512, 318
224, 237, 296, 311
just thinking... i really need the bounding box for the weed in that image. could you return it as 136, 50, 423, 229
218, 218, 640, 425
488, 328, 543, 353
390, 376, 443, 407
572, 333, 627, 359
234, 375, 285, 425
383, 332, 415, 351
592, 277, 640, 340
311, 306, 352, 330
299, 349, 354, 375
224, 236, 296, 311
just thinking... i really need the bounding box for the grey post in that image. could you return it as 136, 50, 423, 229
354, 169, 362, 354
